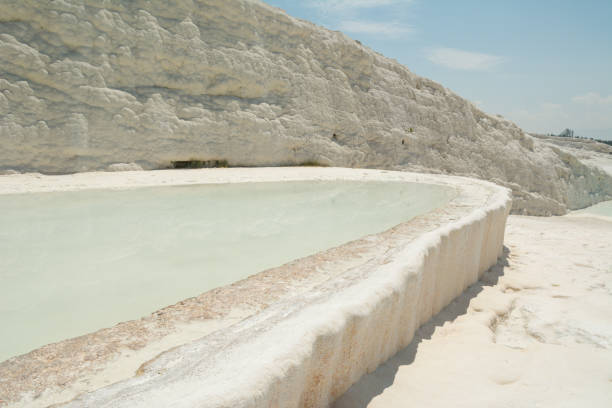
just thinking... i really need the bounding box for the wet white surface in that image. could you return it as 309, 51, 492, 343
0, 180, 451, 361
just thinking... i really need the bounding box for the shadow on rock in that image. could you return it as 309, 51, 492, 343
332, 246, 511, 408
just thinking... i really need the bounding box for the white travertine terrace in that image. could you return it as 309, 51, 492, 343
0, 0, 609, 215
0, 168, 510, 407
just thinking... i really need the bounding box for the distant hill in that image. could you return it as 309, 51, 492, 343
532, 133, 612, 154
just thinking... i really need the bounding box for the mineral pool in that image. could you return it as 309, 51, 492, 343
575, 200, 612, 218
0, 180, 454, 361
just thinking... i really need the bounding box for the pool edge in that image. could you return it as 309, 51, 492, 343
0, 168, 512, 408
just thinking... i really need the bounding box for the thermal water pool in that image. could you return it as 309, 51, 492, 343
0, 180, 453, 361
574, 200, 612, 218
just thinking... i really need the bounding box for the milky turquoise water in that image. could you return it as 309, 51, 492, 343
575, 200, 612, 218
0, 181, 453, 361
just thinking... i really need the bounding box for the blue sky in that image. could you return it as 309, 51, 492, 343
262, 0, 612, 140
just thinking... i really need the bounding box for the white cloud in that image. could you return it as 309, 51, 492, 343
309, 0, 412, 13
572, 92, 612, 105
338, 20, 411, 36
541, 102, 562, 110
426, 47, 505, 71
308, 1, 414, 38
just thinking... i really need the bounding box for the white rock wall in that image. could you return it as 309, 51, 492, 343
0, 0, 611, 214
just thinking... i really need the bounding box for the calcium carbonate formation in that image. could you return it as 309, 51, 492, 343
0, 0, 611, 214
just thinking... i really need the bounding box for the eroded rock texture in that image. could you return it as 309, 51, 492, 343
0, 0, 611, 214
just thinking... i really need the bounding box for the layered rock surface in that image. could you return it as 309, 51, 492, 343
0, 0, 611, 214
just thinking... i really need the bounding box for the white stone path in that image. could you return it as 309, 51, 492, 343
335, 215, 612, 408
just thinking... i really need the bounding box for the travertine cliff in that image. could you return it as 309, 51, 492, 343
0, 0, 611, 214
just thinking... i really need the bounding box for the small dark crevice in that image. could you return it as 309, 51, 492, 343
171, 159, 229, 169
